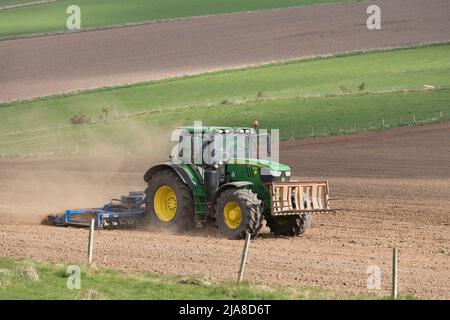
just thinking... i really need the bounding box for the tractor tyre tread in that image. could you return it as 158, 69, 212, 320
266, 214, 312, 236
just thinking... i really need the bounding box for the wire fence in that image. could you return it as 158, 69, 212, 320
0, 110, 449, 159
283, 110, 448, 140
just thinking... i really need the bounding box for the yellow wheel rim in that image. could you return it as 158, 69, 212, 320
224, 201, 242, 229
153, 186, 177, 222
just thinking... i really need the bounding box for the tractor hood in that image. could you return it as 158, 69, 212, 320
229, 158, 291, 172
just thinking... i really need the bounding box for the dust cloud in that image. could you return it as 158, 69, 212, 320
0, 119, 175, 224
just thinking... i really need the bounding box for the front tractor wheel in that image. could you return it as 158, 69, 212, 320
216, 189, 262, 240
266, 214, 312, 236
145, 169, 195, 231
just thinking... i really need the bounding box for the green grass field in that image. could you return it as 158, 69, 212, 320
1, 44, 449, 157
0, 0, 357, 38
0, 257, 407, 300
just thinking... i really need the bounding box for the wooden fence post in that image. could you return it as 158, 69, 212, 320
88, 219, 95, 266
392, 247, 398, 299
237, 232, 251, 284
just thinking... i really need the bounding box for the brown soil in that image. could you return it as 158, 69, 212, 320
0, 122, 449, 299
1, 0, 449, 102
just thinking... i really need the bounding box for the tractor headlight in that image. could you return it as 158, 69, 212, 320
285, 171, 291, 177
270, 170, 282, 177
261, 168, 282, 177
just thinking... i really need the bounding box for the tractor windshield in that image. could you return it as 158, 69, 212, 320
205, 129, 271, 164
175, 128, 273, 165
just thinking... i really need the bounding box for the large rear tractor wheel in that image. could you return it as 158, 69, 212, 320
266, 214, 312, 236
216, 189, 262, 240
145, 169, 195, 231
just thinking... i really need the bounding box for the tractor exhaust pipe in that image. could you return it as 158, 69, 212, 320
204, 166, 220, 202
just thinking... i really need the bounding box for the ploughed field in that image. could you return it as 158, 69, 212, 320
1, 0, 449, 102
0, 123, 449, 299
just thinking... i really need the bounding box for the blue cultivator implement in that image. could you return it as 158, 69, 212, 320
47, 192, 146, 229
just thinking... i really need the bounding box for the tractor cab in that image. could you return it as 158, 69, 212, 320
175, 126, 264, 165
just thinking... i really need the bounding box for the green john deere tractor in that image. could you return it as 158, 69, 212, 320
144, 125, 332, 239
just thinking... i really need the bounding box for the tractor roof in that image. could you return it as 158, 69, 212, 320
179, 126, 255, 134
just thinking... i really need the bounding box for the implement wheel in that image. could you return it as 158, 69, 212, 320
266, 214, 312, 236
216, 189, 262, 240
145, 169, 195, 231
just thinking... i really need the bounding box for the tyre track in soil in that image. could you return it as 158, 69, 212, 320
0, 122, 449, 299
1, 0, 450, 102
